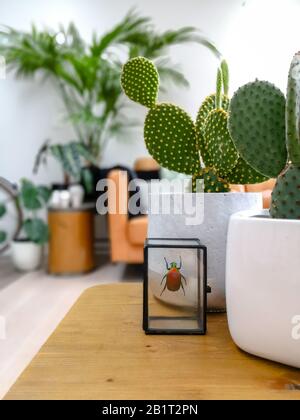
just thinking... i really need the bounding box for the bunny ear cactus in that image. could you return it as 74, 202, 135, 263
228, 80, 287, 178
203, 108, 239, 175
271, 53, 300, 219
121, 56, 269, 191
195, 61, 230, 169
121, 57, 199, 175
192, 168, 230, 193
144, 103, 199, 174
228, 52, 300, 220
196, 94, 230, 168
121, 57, 159, 108
195, 60, 268, 186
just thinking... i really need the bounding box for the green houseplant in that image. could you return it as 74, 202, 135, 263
120, 57, 265, 311
228, 54, 300, 220
121, 56, 268, 187
0, 10, 221, 192
226, 53, 300, 369
11, 179, 51, 271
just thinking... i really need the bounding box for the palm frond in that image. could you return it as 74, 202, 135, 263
156, 59, 189, 88
61, 22, 86, 53
0, 11, 223, 166
0, 25, 60, 76
124, 25, 222, 60
91, 9, 152, 57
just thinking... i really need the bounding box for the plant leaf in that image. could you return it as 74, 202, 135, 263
23, 218, 49, 245
75, 143, 98, 166
81, 167, 94, 194
20, 179, 42, 210
38, 186, 52, 204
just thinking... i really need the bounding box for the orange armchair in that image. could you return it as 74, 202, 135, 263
108, 170, 148, 264
245, 179, 276, 209
231, 179, 276, 209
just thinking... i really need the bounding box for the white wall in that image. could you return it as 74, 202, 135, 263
1, 0, 300, 185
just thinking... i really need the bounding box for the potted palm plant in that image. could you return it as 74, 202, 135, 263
11, 179, 51, 272
0, 10, 217, 197
120, 57, 265, 311
225, 52, 300, 368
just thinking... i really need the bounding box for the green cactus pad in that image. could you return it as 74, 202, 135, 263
228, 80, 287, 178
225, 157, 269, 185
270, 164, 300, 219
192, 167, 231, 193
196, 94, 230, 134
196, 94, 230, 167
286, 53, 300, 164
144, 103, 199, 175
203, 109, 239, 175
121, 57, 159, 108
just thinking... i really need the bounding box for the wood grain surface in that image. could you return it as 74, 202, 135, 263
5, 283, 300, 400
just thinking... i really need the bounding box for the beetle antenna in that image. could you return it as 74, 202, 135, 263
164, 257, 170, 270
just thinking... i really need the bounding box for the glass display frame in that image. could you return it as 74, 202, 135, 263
144, 238, 208, 335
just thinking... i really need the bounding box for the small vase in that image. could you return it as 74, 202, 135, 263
11, 240, 43, 272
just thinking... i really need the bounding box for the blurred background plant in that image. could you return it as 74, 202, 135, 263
0, 9, 221, 192
0, 178, 50, 252
17, 179, 51, 245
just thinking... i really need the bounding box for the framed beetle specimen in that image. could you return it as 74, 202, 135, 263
144, 238, 208, 335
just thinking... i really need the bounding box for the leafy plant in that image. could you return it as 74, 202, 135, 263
121, 56, 269, 193
0, 10, 221, 183
0, 179, 50, 246
33, 140, 98, 188
18, 179, 51, 245
228, 53, 300, 220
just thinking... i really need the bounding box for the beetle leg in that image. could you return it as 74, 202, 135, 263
160, 274, 167, 286
160, 283, 167, 296
164, 258, 170, 270
181, 274, 187, 286
181, 282, 186, 296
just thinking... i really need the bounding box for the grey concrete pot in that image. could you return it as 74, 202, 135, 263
148, 192, 263, 311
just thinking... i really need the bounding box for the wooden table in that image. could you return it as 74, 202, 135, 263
5, 284, 300, 400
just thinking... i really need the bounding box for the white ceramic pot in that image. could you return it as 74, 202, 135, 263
11, 240, 43, 272
148, 193, 263, 311
69, 185, 85, 208
226, 210, 300, 368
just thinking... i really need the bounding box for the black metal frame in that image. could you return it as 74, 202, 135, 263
144, 238, 208, 336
